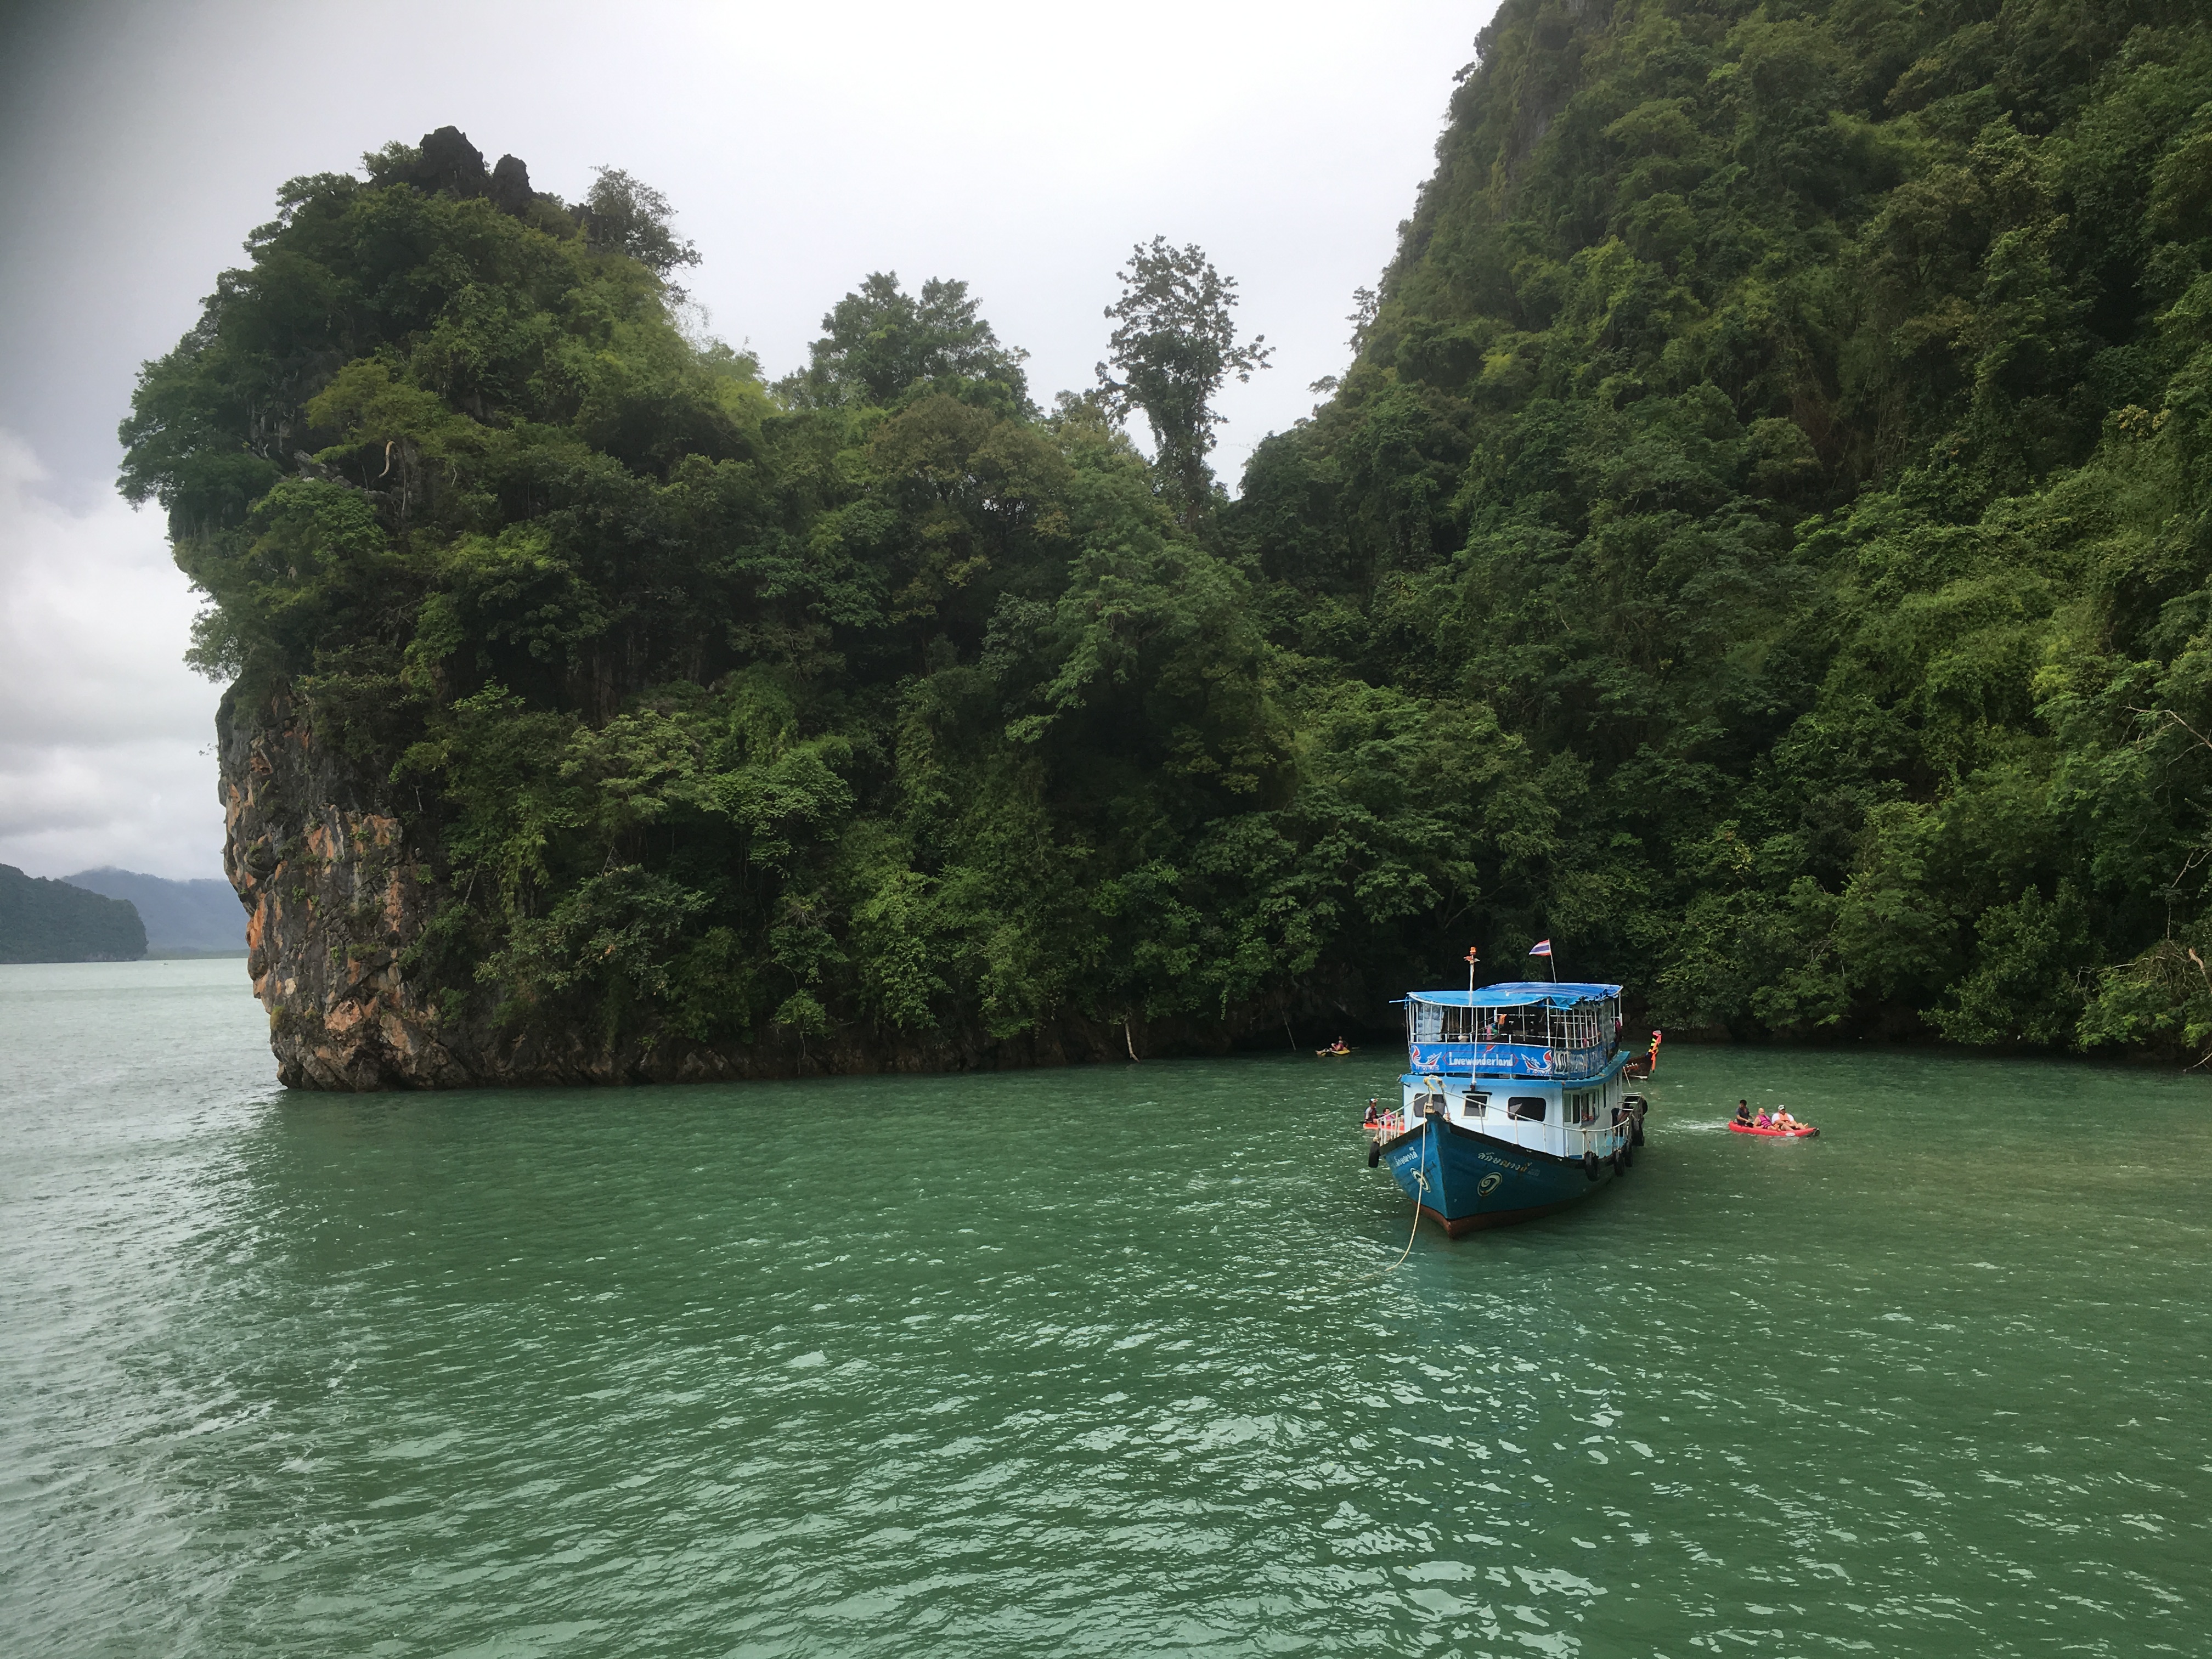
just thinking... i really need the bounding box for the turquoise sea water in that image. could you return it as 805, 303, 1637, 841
3, 958, 2208, 1656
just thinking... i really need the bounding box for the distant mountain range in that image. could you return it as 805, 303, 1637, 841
63, 868, 245, 955
0, 864, 147, 962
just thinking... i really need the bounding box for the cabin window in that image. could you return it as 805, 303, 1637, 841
1506, 1096, 1547, 1122
1463, 1090, 1489, 1118
1417, 1093, 1446, 1116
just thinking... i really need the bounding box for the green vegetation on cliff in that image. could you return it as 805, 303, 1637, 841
122, 2, 2212, 1063
0, 865, 146, 963
1239, 0, 2212, 1051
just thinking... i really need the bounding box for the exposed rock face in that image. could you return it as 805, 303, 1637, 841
219, 687, 1187, 1090
222, 685, 469, 1090
488, 154, 534, 215
407, 125, 492, 199
399, 128, 545, 221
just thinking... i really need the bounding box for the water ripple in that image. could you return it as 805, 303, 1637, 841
3, 963, 2209, 1655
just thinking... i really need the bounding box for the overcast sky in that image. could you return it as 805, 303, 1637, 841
0, 0, 1497, 881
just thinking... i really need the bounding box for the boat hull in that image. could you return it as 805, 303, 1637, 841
1378, 1115, 1619, 1235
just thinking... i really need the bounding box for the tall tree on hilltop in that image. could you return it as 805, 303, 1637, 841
583, 167, 700, 277
1096, 239, 1271, 522
789, 273, 1032, 415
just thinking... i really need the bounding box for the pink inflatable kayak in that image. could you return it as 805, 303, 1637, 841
1729, 1121, 1819, 1138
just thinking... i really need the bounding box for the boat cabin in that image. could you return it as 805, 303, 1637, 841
1403, 982, 1622, 1077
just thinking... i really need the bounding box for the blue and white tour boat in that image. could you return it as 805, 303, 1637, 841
1367, 981, 1649, 1234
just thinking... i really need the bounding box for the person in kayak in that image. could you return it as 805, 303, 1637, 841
1734, 1101, 1753, 1127
1362, 1098, 1381, 1127
1754, 1109, 1774, 1128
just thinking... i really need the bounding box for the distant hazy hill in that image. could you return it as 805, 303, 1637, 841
0, 864, 146, 963
63, 868, 244, 955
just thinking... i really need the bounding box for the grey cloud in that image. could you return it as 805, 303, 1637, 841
0, 433, 224, 878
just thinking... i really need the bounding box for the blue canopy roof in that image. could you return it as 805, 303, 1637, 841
1409, 981, 1622, 1008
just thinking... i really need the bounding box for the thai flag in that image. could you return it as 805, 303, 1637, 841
1528, 939, 1553, 957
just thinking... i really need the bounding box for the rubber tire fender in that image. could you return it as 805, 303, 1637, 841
1368, 1142, 1382, 1168
1583, 1150, 1600, 1182
1612, 1149, 1628, 1175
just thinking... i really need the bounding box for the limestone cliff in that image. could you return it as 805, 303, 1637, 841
223, 686, 466, 1088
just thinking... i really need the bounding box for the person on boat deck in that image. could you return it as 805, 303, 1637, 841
1734, 1100, 1753, 1126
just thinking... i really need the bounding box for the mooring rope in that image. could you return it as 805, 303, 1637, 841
1370, 1164, 1430, 1278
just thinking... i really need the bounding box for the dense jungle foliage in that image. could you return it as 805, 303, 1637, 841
122, 0, 2212, 1062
